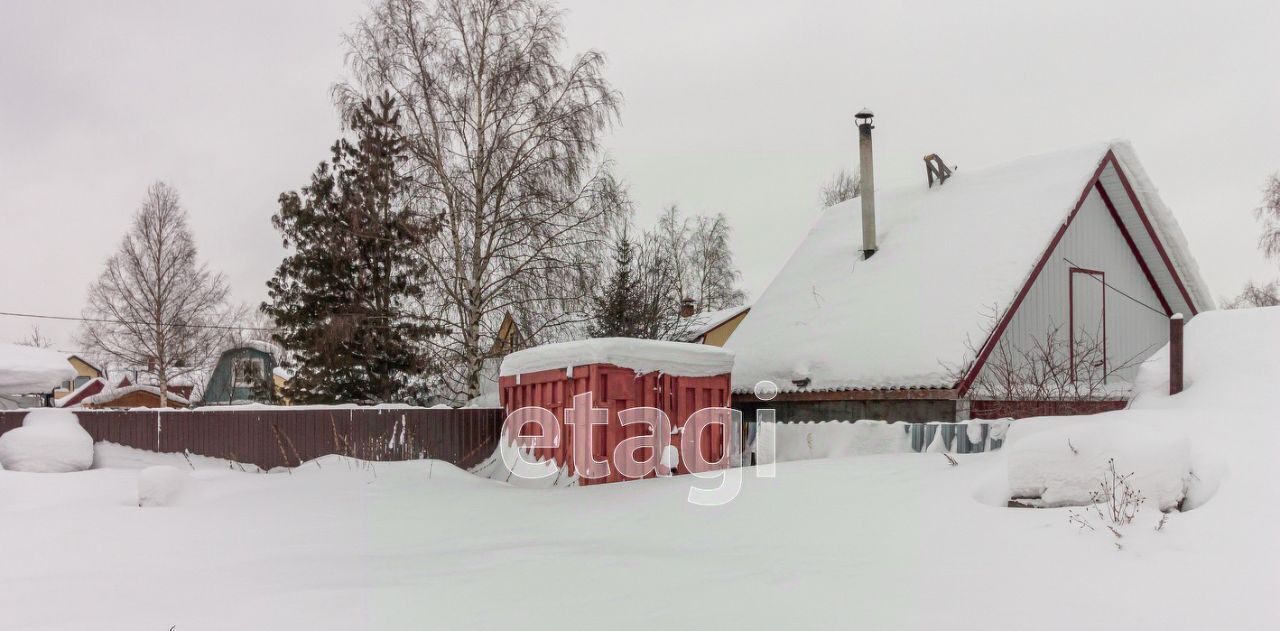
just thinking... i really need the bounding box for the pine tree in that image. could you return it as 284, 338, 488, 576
590, 236, 645, 338
262, 94, 444, 404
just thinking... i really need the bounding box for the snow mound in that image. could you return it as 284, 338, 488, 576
501, 338, 733, 378
0, 344, 77, 394
1007, 421, 1191, 511
137, 466, 188, 507
470, 441, 577, 488
1133, 305, 1280, 409
760, 420, 910, 464
93, 442, 261, 472
0, 408, 94, 473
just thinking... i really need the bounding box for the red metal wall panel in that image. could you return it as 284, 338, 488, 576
499, 362, 732, 486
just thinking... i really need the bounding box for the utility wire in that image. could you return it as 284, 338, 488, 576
0, 310, 275, 332
0, 309, 435, 333
1061, 258, 1169, 318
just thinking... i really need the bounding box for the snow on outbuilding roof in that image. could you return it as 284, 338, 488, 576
55, 377, 108, 408
680, 305, 751, 342
726, 141, 1211, 393
0, 344, 78, 395
77, 385, 191, 408
501, 338, 734, 378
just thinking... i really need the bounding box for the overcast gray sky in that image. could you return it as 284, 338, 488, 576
2, 0, 1277, 350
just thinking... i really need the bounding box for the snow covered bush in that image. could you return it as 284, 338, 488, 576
137, 466, 188, 507
1007, 421, 1190, 512
0, 408, 94, 473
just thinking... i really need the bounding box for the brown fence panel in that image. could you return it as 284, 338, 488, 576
0, 407, 504, 472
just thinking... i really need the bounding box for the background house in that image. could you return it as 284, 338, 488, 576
680, 304, 751, 347
50, 354, 102, 401
728, 138, 1211, 423
201, 342, 279, 405
79, 384, 190, 409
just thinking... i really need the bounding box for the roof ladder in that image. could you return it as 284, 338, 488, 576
924, 154, 953, 187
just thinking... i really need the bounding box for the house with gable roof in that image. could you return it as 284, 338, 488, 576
727, 134, 1211, 423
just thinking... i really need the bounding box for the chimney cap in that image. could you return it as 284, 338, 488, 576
855, 108, 875, 120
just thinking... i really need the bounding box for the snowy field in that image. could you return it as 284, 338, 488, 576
2, 307, 1278, 630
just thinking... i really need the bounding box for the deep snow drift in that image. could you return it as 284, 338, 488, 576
0, 307, 1277, 630
0, 408, 93, 472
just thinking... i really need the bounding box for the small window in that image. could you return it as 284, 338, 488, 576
72, 376, 91, 389
233, 357, 265, 388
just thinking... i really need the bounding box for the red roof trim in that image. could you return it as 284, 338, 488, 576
958, 149, 1200, 397
1104, 151, 1199, 316
956, 154, 1112, 397
1095, 181, 1173, 316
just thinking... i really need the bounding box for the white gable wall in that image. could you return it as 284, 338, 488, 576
982, 186, 1170, 388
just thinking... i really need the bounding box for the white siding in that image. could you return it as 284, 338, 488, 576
987, 187, 1169, 385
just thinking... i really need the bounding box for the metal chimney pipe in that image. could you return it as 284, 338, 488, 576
856, 109, 877, 259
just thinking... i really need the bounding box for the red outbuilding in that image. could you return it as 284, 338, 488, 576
499, 338, 735, 486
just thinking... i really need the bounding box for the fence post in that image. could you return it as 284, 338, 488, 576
1169, 313, 1184, 396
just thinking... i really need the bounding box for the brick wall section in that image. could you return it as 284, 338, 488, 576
0, 407, 505, 471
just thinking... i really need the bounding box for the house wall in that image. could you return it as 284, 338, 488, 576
984, 186, 1170, 385
701, 311, 750, 347
84, 390, 187, 409
273, 374, 291, 404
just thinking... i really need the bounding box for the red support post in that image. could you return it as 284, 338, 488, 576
1169, 314, 1184, 396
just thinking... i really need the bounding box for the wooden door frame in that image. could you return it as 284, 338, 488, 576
1068, 267, 1107, 382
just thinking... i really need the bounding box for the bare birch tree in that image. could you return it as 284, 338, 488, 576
15, 325, 53, 348
339, 0, 625, 400
653, 206, 746, 312
1226, 173, 1280, 307
79, 183, 230, 406
1257, 173, 1280, 261
1223, 280, 1280, 309
820, 168, 860, 207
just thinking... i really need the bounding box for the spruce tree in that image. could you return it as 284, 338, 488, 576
590, 235, 645, 338
263, 94, 444, 404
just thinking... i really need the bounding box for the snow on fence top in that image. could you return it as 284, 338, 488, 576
0, 344, 76, 394
500, 338, 735, 378
727, 140, 1213, 393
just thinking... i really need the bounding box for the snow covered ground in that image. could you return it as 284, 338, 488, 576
1, 307, 1277, 630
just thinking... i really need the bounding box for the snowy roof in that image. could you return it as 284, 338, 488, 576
0, 344, 77, 394
501, 338, 735, 378
680, 305, 751, 342
64, 353, 102, 374
55, 377, 107, 407
727, 141, 1211, 393
78, 384, 191, 408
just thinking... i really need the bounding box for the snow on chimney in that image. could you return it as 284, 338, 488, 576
855, 109, 877, 259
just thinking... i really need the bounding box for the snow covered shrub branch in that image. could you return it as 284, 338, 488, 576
1089, 458, 1146, 526
949, 313, 1152, 413
1068, 459, 1148, 549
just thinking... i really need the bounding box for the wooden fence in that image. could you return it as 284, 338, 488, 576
0, 407, 505, 471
